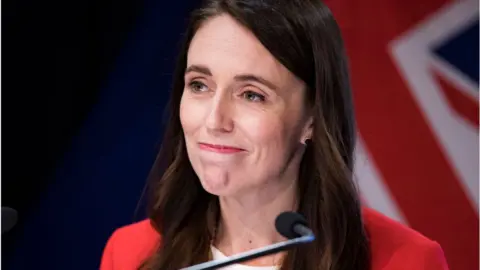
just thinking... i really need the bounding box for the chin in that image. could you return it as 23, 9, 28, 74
200, 182, 234, 196
198, 177, 240, 197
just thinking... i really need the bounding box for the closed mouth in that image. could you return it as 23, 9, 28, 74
198, 143, 245, 153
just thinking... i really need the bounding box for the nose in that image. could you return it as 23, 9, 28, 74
205, 93, 234, 134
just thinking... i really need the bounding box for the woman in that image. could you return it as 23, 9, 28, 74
100, 0, 449, 269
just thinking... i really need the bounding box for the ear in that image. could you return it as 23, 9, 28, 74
300, 116, 313, 144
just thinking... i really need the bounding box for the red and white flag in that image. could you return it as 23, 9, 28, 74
326, 0, 479, 269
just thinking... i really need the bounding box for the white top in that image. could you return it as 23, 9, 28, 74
210, 246, 278, 270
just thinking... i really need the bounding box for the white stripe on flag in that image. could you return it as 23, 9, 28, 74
389, 0, 479, 212
354, 137, 407, 224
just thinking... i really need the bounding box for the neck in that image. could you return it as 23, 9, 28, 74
213, 179, 298, 265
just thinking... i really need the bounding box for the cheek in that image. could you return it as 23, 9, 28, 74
180, 94, 204, 134
237, 112, 299, 181
238, 113, 287, 145
237, 108, 304, 171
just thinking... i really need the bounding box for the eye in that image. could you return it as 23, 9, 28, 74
188, 81, 209, 93
242, 90, 265, 102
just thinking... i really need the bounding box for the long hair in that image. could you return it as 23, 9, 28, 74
140, 0, 370, 269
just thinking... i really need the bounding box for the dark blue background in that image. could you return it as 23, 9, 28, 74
3, 1, 199, 269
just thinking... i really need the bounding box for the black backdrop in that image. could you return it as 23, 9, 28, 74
2, 1, 200, 269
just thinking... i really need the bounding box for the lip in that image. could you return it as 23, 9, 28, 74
198, 143, 245, 154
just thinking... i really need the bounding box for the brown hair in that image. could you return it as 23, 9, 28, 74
140, 0, 370, 269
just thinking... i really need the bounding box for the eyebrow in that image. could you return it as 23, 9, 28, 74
185, 64, 278, 90
185, 65, 212, 76
234, 74, 278, 90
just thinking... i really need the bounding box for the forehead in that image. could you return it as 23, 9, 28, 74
187, 14, 292, 86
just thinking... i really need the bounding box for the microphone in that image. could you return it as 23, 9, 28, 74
181, 211, 314, 270
275, 212, 314, 239
2, 207, 18, 234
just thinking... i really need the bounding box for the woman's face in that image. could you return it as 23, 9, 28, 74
180, 14, 312, 197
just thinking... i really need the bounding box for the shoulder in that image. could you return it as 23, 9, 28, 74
100, 219, 160, 270
362, 208, 449, 270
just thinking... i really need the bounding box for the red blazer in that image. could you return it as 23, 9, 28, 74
100, 208, 449, 270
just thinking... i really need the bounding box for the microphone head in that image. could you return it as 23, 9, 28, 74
2, 207, 18, 234
275, 211, 307, 239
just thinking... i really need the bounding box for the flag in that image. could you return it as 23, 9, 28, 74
326, 0, 479, 269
